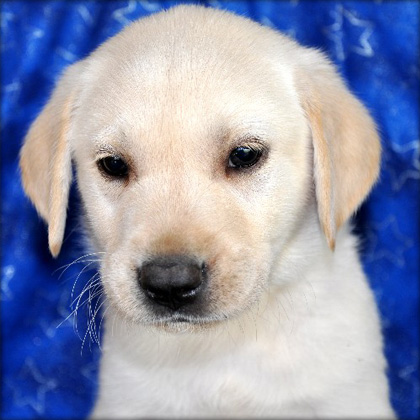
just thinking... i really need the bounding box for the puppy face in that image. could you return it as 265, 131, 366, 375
20, 6, 380, 330
73, 27, 310, 326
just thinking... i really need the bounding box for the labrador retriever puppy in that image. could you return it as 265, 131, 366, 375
20, 5, 395, 418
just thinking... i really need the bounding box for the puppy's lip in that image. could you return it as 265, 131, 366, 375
149, 313, 224, 330
156, 314, 212, 324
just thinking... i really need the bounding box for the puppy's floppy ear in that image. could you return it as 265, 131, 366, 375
295, 50, 381, 250
20, 60, 85, 257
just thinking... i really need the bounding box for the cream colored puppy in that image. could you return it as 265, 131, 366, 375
20, 5, 395, 418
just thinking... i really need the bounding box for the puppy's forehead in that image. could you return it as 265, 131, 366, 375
76, 7, 303, 150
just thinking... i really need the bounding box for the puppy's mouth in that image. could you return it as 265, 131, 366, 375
166, 314, 201, 323
148, 313, 226, 333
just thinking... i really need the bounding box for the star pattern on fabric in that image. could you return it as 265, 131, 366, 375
139, 0, 162, 13
1, 2, 418, 419
384, 140, 420, 191
364, 216, 414, 267
6, 358, 58, 415
81, 359, 100, 383
1, 265, 15, 301
323, 5, 374, 61
27, 25, 45, 41
77, 5, 94, 25
260, 16, 275, 29
38, 289, 74, 339
112, 0, 138, 26
1, 9, 15, 31
207, 0, 223, 9
55, 47, 78, 63
1, 9, 17, 52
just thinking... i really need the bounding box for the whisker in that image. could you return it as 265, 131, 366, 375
71, 264, 101, 303
71, 273, 101, 307
53, 252, 105, 278
56, 279, 101, 331
74, 284, 103, 338
81, 297, 106, 354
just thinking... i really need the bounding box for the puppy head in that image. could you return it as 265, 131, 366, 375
20, 6, 380, 329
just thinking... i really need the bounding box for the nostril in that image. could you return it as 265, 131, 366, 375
138, 256, 207, 310
177, 285, 200, 299
143, 285, 165, 301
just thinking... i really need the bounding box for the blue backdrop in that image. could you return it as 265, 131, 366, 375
1, 1, 419, 418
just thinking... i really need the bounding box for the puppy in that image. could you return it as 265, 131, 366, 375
20, 5, 395, 418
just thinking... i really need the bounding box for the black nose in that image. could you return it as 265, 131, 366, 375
138, 256, 206, 310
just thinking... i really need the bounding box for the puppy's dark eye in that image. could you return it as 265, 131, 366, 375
228, 146, 262, 169
99, 156, 129, 178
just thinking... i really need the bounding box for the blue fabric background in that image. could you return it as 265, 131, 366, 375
1, 1, 419, 418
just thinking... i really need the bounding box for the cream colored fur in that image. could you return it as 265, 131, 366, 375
20, 5, 394, 418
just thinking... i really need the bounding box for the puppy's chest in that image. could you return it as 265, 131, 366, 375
122, 360, 272, 415
99, 336, 307, 417
145, 360, 266, 415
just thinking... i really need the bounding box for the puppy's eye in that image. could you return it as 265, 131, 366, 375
98, 156, 129, 178
228, 146, 262, 169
